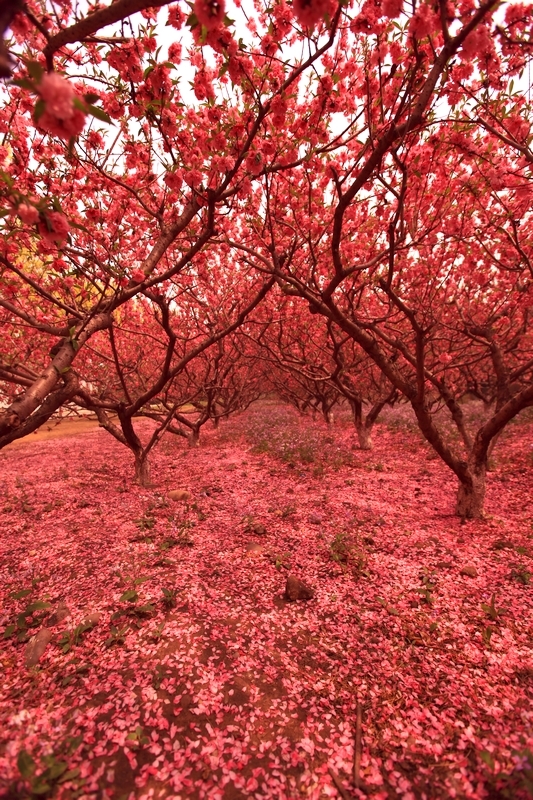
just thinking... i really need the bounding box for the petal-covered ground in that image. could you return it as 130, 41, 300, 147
1, 401, 532, 799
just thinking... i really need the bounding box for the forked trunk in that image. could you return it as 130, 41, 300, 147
356, 424, 373, 451
456, 463, 486, 519
134, 452, 151, 487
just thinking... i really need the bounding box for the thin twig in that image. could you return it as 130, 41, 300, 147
328, 767, 353, 800
354, 700, 362, 790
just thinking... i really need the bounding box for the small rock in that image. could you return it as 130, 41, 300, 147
82, 612, 102, 627
436, 561, 453, 569
460, 566, 478, 578
491, 538, 514, 551
245, 542, 264, 556
284, 575, 315, 602
46, 601, 70, 627
252, 523, 267, 536
25, 628, 53, 668
308, 514, 323, 525
168, 489, 191, 502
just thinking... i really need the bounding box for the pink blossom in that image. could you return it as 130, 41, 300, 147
409, 3, 439, 39
245, 151, 264, 176
39, 72, 76, 120
167, 3, 185, 29
38, 108, 87, 139
17, 203, 39, 226
461, 24, 493, 61
38, 211, 69, 244
292, 0, 332, 29
131, 269, 145, 283
193, 69, 215, 101
168, 42, 182, 63
194, 0, 225, 30
382, 0, 403, 18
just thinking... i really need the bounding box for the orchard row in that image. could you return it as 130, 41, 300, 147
1, 0, 533, 518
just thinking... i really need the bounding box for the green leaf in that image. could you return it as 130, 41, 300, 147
24, 601, 51, 614
27, 61, 44, 81
10, 588, 32, 600
0, 170, 14, 187
3, 624, 16, 639
119, 590, 139, 603
376, 596, 400, 615
69, 220, 90, 234
33, 98, 46, 123
480, 749, 495, 768
17, 613, 28, 629
58, 767, 80, 783
83, 92, 100, 104
135, 603, 155, 616
12, 78, 35, 90
47, 760, 68, 780
133, 576, 150, 585
86, 104, 112, 124
17, 750, 36, 779
30, 782, 51, 795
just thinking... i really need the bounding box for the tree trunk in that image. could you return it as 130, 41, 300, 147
188, 428, 200, 446
356, 424, 373, 451
455, 463, 486, 519
134, 451, 151, 487
323, 408, 333, 425
487, 429, 502, 464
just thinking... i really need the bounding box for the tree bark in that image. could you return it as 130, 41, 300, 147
356, 424, 373, 451
455, 461, 486, 519
0, 370, 79, 449
0, 313, 112, 438
134, 451, 151, 487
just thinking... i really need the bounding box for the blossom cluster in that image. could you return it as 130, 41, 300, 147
37, 71, 87, 140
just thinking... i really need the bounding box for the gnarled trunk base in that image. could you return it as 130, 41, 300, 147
134, 453, 151, 487
456, 468, 486, 519
356, 425, 373, 450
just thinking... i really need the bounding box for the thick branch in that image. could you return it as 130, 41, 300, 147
43, 0, 170, 65
0, 312, 112, 437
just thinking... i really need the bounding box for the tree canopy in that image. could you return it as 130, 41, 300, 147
1, 0, 533, 516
